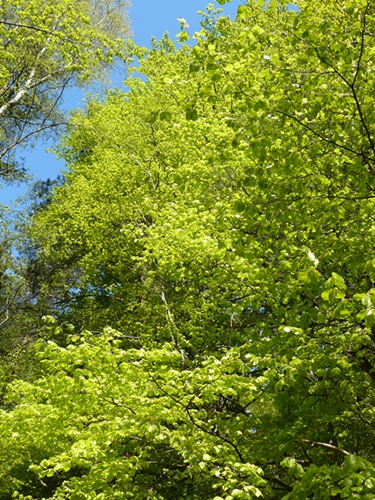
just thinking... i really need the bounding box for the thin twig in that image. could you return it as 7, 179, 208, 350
301, 439, 350, 456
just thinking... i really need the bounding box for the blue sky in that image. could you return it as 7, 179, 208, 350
0, 0, 243, 206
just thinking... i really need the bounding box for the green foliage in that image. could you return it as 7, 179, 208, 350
0, 0, 130, 181
0, 324, 268, 498
2, 0, 375, 498
0, 204, 51, 385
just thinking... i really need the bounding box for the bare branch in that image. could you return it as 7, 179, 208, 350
301, 439, 350, 456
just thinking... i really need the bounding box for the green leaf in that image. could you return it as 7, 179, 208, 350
178, 32, 189, 43
322, 288, 345, 301
237, 5, 249, 19
333, 299, 351, 319
186, 108, 198, 121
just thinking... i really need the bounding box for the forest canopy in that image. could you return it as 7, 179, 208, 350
1, 0, 375, 498
0, 0, 130, 181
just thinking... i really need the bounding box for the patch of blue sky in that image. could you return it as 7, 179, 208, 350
1, 0, 242, 207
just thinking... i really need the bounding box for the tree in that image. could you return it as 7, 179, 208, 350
0, 0, 130, 181
2, 0, 375, 498
0, 0, 130, 380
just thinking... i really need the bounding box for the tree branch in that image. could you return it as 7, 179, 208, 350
0, 20, 75, 43
301, 439, 350, 456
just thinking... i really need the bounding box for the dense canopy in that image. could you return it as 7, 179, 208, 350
1, 0, 375, 498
